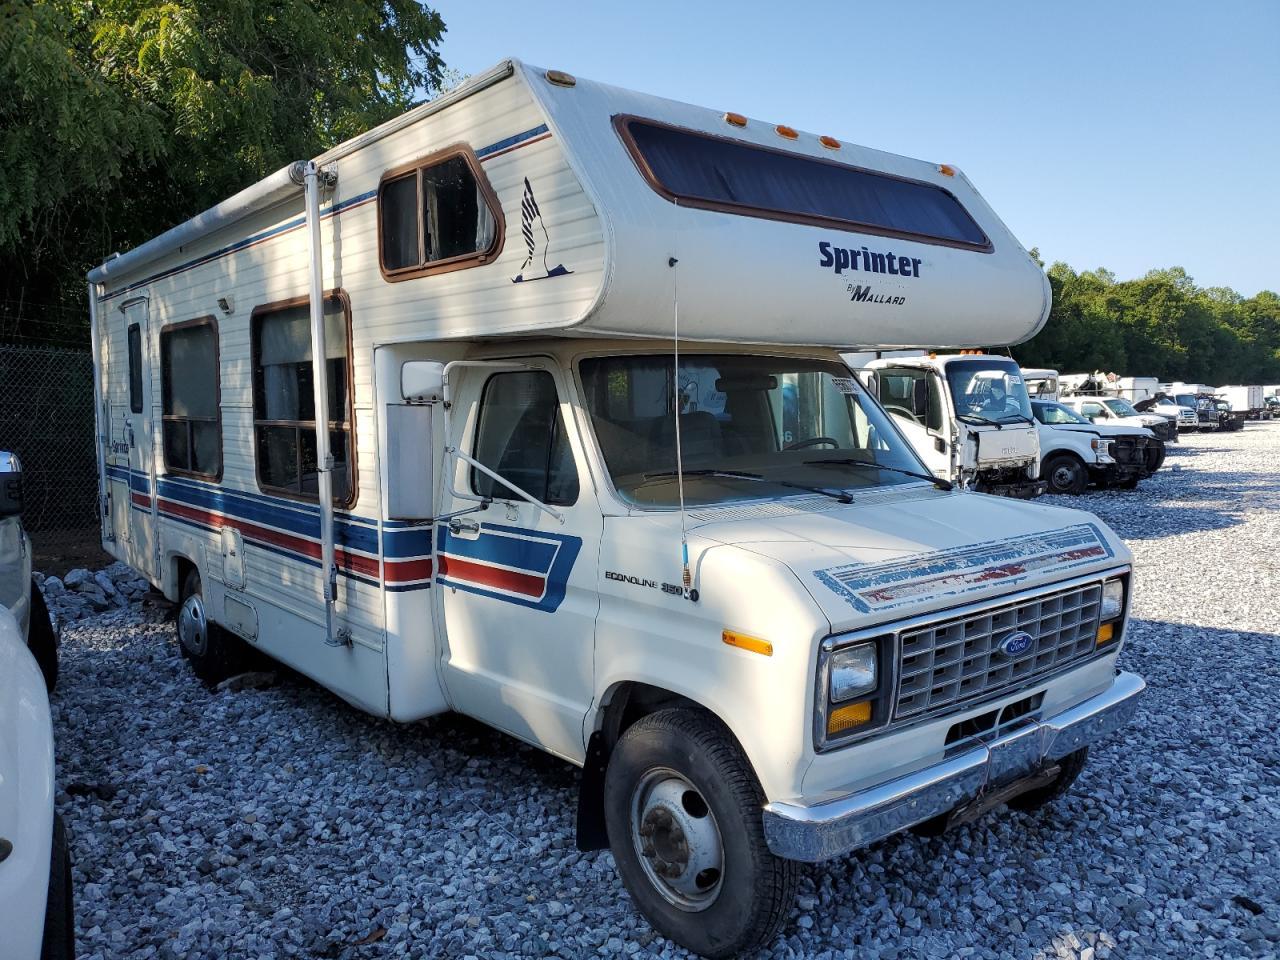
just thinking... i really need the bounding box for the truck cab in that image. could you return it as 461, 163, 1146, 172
863, 354, 1044, 498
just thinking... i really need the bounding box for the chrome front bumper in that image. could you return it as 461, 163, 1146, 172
763, 670, 1145, 862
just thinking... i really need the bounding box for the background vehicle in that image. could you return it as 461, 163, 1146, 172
1133, 394, 1198, 432
862, 354, 1045, 497
0, 452, 59, 690
1216, 385, 1267, 420
1021, 367, 1060, 401
1058, 396, 1177, 448
87, 59, 1142, 957
0, 606, 74, 960
1031, 400, 1159, 492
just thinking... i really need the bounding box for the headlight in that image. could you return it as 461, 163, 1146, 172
830, 643, 877, 702
1101, 578, 1124, 621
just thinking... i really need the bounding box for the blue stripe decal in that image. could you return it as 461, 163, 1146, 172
475, 124, 549, 159
436, 524, 559, 572
107, 464, 151, 494
97, 124, 550, 302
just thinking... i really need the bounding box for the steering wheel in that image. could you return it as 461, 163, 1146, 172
784, 436, 841, 451
883, 404, 921, 425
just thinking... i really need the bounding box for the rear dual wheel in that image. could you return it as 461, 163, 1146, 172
604, 709, 797, 959
177, 569, 248, 684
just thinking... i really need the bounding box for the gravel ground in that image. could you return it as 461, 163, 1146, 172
49, 424, 1279, 959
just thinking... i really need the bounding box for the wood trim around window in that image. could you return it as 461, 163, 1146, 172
159, 315, 223, 482
248, 289, 358, 509
376, 143, 507, 283
612, 114, 994, 254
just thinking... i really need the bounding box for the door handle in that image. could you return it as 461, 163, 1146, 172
448, 518, 480, 535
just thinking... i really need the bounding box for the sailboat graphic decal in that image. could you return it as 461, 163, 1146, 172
512, 177, 573, 283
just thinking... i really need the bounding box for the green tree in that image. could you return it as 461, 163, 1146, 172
1, 0, 446, 337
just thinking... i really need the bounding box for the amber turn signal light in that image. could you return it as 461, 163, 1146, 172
827, 700, 872, 735
722, 629, 772, 657
1096, 622, 1115, 647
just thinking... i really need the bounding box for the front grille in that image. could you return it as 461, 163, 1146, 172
894, 583, 1103, 721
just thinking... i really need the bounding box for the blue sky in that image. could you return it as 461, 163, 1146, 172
432, 0, 1277, 296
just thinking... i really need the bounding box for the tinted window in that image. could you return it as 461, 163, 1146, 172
251, 297, 353, 503
127, 324, 143, 413
1033, 402, 1088, 425
621, 119, 988, 248
160, 320, 221, 477
471, 371, 578, 506
379, 151, 498, 277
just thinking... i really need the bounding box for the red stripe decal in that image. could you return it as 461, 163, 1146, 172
131, 492, 152, 508
438, 555, 544, 597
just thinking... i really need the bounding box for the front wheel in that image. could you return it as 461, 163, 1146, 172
27, 579, 58, 693
603, 709, 797, 958
40, 814, 74, 960
1043, 453, 1087, 495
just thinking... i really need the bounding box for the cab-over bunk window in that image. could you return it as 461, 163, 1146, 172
160, 317, 221, 478
616, 116, 990, 250
250, 294, 355, 505
378, 146, 503, 281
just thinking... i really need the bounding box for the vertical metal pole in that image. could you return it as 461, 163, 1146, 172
87, 282, 110, 541
302, 161, 338, 642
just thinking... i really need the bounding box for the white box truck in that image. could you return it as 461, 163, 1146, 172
1217, 385, 1266, 419
87, 60, 1143, 957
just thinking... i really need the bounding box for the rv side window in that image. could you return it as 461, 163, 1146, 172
470, 371, 579, 506
617, 117, 989, 249
160, 318, 222, 478
378, 149, 500, 279
127, 323, 144, 413
251, 296, 354, 505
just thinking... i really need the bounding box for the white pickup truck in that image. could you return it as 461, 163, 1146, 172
1032, 400, 1160, 493
0, 448, 73, 960
863, 354, 1045, 498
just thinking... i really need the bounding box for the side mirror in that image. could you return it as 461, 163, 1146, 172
401, 361, 445, 403
0, 451, 23, 518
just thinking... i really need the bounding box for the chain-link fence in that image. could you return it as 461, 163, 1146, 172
0, 344, 104, 567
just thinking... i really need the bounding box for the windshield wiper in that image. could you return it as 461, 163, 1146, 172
996, 413, 1034, 425
640, 469, 854, 504
805, 458, 954, 492
956, 413, 1002, 429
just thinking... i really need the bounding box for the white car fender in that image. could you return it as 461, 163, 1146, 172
0, 605, 55, 960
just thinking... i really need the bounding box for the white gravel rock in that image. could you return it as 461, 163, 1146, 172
46, 424, 1280, 958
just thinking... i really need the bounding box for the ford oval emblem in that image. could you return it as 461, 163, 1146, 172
997, 630, 1034, 658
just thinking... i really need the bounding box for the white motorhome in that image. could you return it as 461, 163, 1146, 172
87, 60, 1143, 957
862, 353, 1045, 498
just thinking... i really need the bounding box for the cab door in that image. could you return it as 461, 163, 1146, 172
435, 361, 602, 762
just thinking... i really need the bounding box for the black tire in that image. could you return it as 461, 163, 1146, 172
1146, 441, 1167, 474
1043, 453, 1087, 495
177, 568, 246, 684
41, 814, 74, 960
1116, 476, 1141, 490
1008, 748, 1088, 813
603, 708, 797, 959
28, 579, 59, 693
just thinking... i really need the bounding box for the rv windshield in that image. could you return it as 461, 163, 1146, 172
1103, 398, 1140, 417
945, 358, 1033, 423
580, 354, 931, 508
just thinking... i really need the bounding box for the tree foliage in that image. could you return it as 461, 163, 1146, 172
1013, 263, 1280, 386
1, 0, 445, 333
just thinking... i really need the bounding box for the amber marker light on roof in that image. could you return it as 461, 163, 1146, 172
775, 124, 799, 140
545, 69, 576, 87
819, 135, 841, 150
724, 112, 748, 127
722, 629, 773, 657
938, 164, 957, 176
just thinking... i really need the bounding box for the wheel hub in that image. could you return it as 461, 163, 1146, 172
631, 771, 724, 911
178, 593, 208, 656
